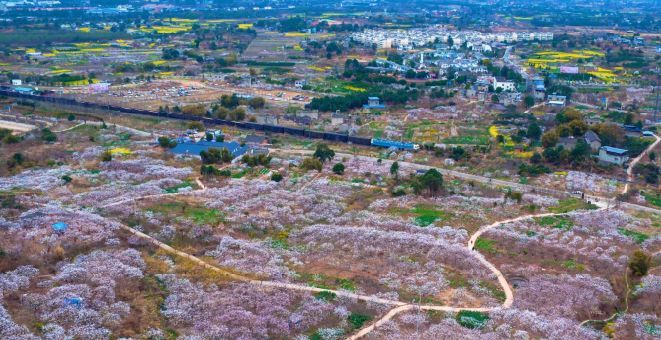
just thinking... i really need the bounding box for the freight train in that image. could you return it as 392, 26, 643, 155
0, 88, 419, 150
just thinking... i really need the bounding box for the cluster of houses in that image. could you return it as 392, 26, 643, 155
463, 74, 569, 108
351, 26, 553, 50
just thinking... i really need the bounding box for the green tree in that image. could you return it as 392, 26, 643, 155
451, 146, 468, 161
200, 148, 233, 164
541, 131, 559, 148
271, 172, 283, 182
67, 114, 76, 121
527, 123, 542, 141
570, 140, 591, 164
390, 161, 399, 180
158, 136, 177, 148
332, 163, 345, 175
100, 150, 112, 162
313, 143, 335, 163
530, 152, 542, 164
524, 95, 535, 108
628, 250, 650, 277
41, 128, 57, 143
405, 69, 416, 79
420, 168, 443, 196
248, 97, 266, 109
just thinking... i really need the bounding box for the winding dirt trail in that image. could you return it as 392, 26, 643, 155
350, 208, 604, 339
94, 179, 605, 338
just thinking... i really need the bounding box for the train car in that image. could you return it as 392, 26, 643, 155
243, 122, 264, 131
305, 130, 324, 139
371, 138, 420, 150
323, 132, 349, 143
264, 124, 285, 134
283, 127, 305, 136
348, 135, 372, 146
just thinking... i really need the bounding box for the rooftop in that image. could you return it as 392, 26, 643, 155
600, 146, 628, 155
170, 141, 250, 158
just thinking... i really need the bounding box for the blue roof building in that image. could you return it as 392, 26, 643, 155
598, 146, 629, 166
14, 87, 36, 95
170, 141, 250, 159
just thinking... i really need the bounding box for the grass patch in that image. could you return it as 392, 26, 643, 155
479, 281, 506, 302
549, 198, 598, 213
391, 204, 451, 227
148, 202, 224, 225
535, 215, 573, 230
348, 312, 371, 330
456, 310, 490, 329
313, 290, 336, 301
163, 180, 194, 193
474, 237, 496, 253
643, 192, 661, 207
618, 228, 649, 244
562, 259, 586, 271
299, 273, 356, 292
230, 169, 249, 179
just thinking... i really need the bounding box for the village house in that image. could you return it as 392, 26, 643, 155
598, 146, 629, 166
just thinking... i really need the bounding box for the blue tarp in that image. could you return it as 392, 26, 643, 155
52, 222, 68, 232
64, 297, 82, 308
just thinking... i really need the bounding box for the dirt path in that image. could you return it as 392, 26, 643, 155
623, 133, 660, 194
0, 119, 36, 133
90, 168, 620, 339
349, 207, 607, 338
53, 122, 85, 133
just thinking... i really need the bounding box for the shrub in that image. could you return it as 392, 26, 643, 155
628, 250, 650, 277
314, 290, 336, 301
332, 163, 345, 175
157, 136, 177, 148
100, 150, 112, 162
301, 158, 323, 172
271, 172, 283, 182
347, 312, 371, 330
41, 128, 57, 143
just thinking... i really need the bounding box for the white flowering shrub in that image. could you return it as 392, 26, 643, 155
20, 249, 144, 339
158, 276, 344, 338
